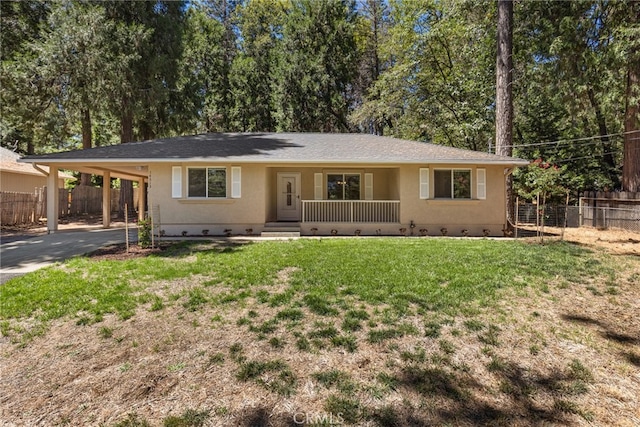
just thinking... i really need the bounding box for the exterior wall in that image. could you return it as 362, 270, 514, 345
0, 171, 65, 193
398, 164, 507, 236
149, 162, 509, 237
149, 163, 267, 236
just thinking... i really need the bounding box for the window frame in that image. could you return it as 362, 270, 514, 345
186, 166, 227, 199
326, 172, 362, 200
433, 168, 472, 200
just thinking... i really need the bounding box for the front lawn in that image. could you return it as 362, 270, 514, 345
1, 238, 638, 426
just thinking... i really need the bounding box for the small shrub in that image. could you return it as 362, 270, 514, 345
138, 218, 152, 249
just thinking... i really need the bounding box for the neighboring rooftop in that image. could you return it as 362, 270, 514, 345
19, 133, 529, 165
1, 146, 74, 178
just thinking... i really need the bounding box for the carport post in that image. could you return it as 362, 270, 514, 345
102, 171, 111, 228
137, 177, 145, 221
46, 166, 59, 233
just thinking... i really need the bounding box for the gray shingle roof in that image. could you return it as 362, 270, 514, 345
20, 133, 528, 165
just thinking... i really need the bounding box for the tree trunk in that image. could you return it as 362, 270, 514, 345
80, 108, 92, 186
623, 66, 640, 192
622, 5, 640, 192
495, 0, 514, 228
119, 96, 135, 218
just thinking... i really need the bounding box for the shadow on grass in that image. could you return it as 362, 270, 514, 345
230, 359, 585, 426
562, 314, 639, 346
373, 360, 580, 426
236, 407, 298, 427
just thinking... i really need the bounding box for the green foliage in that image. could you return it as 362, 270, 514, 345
514, 159, 568, 202
137, 218, 152, 248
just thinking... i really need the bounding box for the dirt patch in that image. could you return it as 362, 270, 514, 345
87, 243, 166, 261
519, 226, 640, 256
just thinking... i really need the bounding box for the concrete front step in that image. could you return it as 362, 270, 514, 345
260, 231, 301, 237
261, 222, 301, 237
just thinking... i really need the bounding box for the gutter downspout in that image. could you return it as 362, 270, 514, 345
32, 163, 49, 177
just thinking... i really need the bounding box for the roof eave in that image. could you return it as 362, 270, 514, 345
19, 158, 530, 166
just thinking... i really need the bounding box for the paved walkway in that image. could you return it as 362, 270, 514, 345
0, 228, 135, 283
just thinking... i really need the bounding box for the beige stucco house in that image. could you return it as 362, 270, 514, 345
19, 133, 528, 236
1, 146, 72, 193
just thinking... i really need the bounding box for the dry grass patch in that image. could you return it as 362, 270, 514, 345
1, 235, 639, 426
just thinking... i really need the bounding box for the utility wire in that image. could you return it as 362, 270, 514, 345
550, 138, 640, 164
507, 129, 640, 149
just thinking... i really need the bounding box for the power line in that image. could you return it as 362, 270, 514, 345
508, 129, 640, 149
552, 137, 640, 164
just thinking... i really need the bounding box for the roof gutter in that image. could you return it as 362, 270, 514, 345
19, 158, 531, 167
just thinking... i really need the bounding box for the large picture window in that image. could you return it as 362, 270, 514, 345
434, 169, 471, 199
188, 167, 226, 198
327, 173, 360, 200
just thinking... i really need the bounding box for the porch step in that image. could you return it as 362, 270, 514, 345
260, 231, 301, 238
261, 222, 301, 237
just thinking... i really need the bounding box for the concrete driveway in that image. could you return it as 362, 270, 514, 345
0, 228, 136, 283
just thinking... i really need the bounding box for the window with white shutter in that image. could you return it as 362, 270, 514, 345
172, 166, 182, 198
314, 173, 323, 200
419, 168, 430, 199
476, 168, 486, 200
231, 167, 241, 198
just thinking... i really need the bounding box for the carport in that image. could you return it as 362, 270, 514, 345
21, 159, 149, 233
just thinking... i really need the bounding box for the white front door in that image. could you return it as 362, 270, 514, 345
277, 173, 301, 221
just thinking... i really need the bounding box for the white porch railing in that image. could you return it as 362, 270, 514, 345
302, 200, 400, 223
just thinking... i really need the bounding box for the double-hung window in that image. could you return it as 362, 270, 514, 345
434, 169, 471, 199
327, 173, 360, 200
188, 167, 226, 198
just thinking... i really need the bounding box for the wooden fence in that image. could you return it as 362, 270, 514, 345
580, 192, 640, 233
1, 186, 138, 226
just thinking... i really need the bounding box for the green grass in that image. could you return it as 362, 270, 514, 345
0, 239, 615, 343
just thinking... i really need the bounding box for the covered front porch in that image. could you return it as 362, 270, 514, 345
265, 166, 401, 227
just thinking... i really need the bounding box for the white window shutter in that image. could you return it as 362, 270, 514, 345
364, 173, 373, 200
419, 168, 429, 199
231, 167, 241, 198
172, 166, 182, 198
477, 168, 486, 200
314, 173, 323, 200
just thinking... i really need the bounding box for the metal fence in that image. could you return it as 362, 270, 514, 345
515, 202, 640, 234
516, 204, 580, 228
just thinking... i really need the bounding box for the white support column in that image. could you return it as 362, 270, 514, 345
46, 166, 59, 233
102, 171, 111, 228
137, 177, 146, 221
